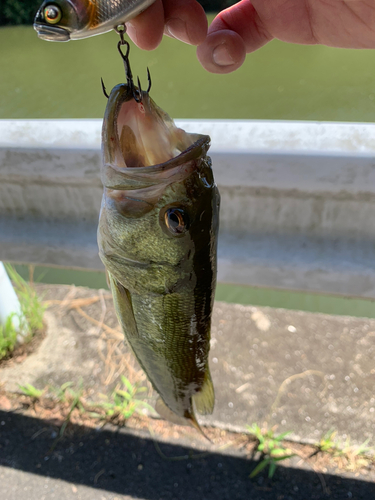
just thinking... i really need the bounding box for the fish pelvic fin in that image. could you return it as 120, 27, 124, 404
193, 367, 215, 416
155, 397, 211, 442
108, 273, 139, 338
105, 269, 111, 289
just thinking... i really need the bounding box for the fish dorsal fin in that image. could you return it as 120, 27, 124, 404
193, 368, 215, 416
108, 273, 139, 338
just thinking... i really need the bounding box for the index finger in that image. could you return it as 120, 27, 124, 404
126, 0, 208, 50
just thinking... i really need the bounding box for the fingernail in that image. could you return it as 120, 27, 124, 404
212, 44, 234, 66
165, 18, 191, 44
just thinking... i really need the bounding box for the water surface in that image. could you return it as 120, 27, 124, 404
9, 264, 375, 320
1, 24, 375, 120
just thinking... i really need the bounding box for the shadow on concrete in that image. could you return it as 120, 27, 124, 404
0, 410, 374, 500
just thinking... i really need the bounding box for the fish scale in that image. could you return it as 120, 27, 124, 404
93, 0, 130, 25
132, 293, 208, 407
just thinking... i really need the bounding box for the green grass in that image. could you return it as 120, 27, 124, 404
98, 375, 154, 420
49, 381, 76, 403
317, 429, 337, 453
0, 265, 46, 360
16, 376, 153, 423
246, 426, 374, 478
0, 313, 18, 359
18, 383, 44, 399
317, 430, 372, 460
247, 424, 294, 479
5, 264, 45, 332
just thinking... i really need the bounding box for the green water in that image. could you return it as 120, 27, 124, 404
9, 264, 375, 319
1, 23, 375, 120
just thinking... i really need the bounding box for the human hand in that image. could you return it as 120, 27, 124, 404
127, 0, 375, 74
125, 0, 208, 50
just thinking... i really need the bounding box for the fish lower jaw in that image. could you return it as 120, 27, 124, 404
33, 24, 71, 42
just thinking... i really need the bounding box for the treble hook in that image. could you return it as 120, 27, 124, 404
132, 67, 152, 102
114, 24, 152, 104
101, 77, 109, 99
147, 67, 152, 93
115, 24, 141, 103
116, 26, 132, 84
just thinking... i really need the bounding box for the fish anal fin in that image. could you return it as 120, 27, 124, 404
155, 397, 211, 442
193, 368, 215, 416
155, 397, 188, 426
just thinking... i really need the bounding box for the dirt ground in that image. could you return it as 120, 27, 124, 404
1, 284, 375, 499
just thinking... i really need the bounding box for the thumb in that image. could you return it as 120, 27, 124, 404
197, 0, 272, 74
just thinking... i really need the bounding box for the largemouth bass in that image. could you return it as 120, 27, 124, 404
34, 0, 155, 41
97, 82, 220, 431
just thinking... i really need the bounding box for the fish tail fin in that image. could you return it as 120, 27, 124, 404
155, 397, 211, 442
192, 367, 215, 416
188, 410, 212, 443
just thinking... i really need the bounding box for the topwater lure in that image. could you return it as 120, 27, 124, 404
34, 0, 155, 41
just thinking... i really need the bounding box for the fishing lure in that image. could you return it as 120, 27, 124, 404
34, 0, 155, 41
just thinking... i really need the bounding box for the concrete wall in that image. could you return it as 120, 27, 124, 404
1, 119, 375, 298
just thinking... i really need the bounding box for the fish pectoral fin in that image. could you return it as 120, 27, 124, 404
193, 368, 215, 416
105, 269, 111, 289
108, 273, 139, 338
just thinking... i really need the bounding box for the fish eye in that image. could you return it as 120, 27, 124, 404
43, 5, 62, 24
164, 208, 189, 235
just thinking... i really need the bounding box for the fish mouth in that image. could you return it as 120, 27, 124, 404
33, 23, 70, 41
101, 85, 211, 191
104, 84, 206, 171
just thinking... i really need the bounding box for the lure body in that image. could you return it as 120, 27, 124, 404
34, 0, 155, 41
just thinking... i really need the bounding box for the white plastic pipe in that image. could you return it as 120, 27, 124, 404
0, 262, 24, 337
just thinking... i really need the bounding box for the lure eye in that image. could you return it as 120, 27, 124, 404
164, 208, 189, 235
44, 5, 62, 24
